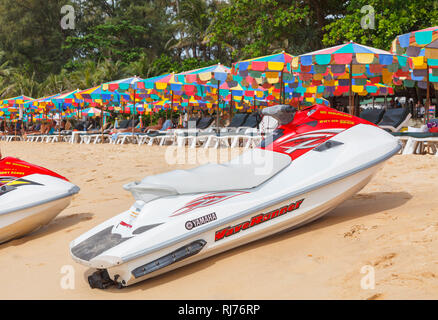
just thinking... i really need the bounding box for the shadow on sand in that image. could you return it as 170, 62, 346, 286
92, 190, 412, 294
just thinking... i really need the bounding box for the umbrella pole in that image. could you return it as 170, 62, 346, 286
58, 111, 61, 142
101, 105, 104, 144
349, 61, 353, 115
216, 81, 220, 128
132, 88, 136, 136
281, 71, 284, 104
171, 90, 174, 124
230, 91, 233, 123
426, 62, 430, 124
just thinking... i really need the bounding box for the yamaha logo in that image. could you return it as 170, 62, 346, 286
185, 213, 217, 230
185, 221, 195, 230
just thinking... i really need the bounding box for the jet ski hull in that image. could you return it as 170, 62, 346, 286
72, 158, 390, 288
0, 158, 80, 244
0, 195, 75, 244
85, 163, 380, 288
70, 106, 400, 289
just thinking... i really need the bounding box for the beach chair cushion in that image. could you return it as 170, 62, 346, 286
228, 113, 249, 128
360, 108, 385, 124
378, 108, 410, 129
391, 132, 438, 138
197, 117, 214, 129
188, 117, 200, 127
74, 122, 86, 131
117, 120, 130, 129
242, 113, 262, 128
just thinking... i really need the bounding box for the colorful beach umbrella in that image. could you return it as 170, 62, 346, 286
81, 107, 109, 117
294, 41, 408, 115
391, 26, 438, 120
232, 52, 295, 104
180, 64, 231, 126
0, 95, 34, 119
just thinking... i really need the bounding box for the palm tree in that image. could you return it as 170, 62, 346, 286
98, 59, 127, 82
169, 0, 212, 59
11, 72, 42, 98
124, 54, 153, 78
0, 51, 15, 98
69, 60, 102, 89
41, 69, 74, 96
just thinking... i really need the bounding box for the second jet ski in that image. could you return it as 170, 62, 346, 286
0, 157, 79, 244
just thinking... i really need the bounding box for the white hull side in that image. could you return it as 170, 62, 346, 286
109, 164, 381, 286
0, 196, 73, 244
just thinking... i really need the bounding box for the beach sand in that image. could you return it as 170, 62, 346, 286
0, 141, 437, 300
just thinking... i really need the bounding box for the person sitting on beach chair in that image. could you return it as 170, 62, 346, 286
144, 117, 167, 132
0, 120, 5, 136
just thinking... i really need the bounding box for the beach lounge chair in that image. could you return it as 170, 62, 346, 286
232, 113, 262, 133
360, 108, 385, 124
187, 117, 200, 127
4, 135, 23, 142
171, 117, 215, 147
116, 119, 138, 130
378, 108, 411, 132
203, 128, 262, 149
138, 130, 175, 146
115, 119, 129, 129
114, 132, 142, 145
188, 114, 261, 149
223, 113, 249, 132
196, 117, 215, 130
392, 131, 438, 155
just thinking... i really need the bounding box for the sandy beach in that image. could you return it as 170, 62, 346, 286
0, 141, 437, 300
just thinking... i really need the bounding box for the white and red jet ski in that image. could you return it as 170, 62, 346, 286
70, 104, 400, 289
0, 157, 79, 243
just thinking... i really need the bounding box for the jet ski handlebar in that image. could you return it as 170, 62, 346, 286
262, 105, 297, 125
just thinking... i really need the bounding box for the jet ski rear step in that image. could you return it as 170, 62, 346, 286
132, 239, 207, 279
88, 240, 207, 289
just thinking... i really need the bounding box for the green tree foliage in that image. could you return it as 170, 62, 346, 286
0, 0, 72, 79
323, 0, 438, 50
208, 0, 346, 60
65, 1, 176, 64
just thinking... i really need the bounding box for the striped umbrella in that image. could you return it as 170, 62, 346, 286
294, 41, 408, 115
392, 26, 438, 120
232, 52, 295, 104
81, 107, 110, 117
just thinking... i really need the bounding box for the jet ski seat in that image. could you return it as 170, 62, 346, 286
124, 149, 291, 203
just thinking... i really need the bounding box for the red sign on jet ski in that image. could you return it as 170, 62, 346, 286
215, 198, 305, 241
260, 105, 370, 160
0, 157, 68, 181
